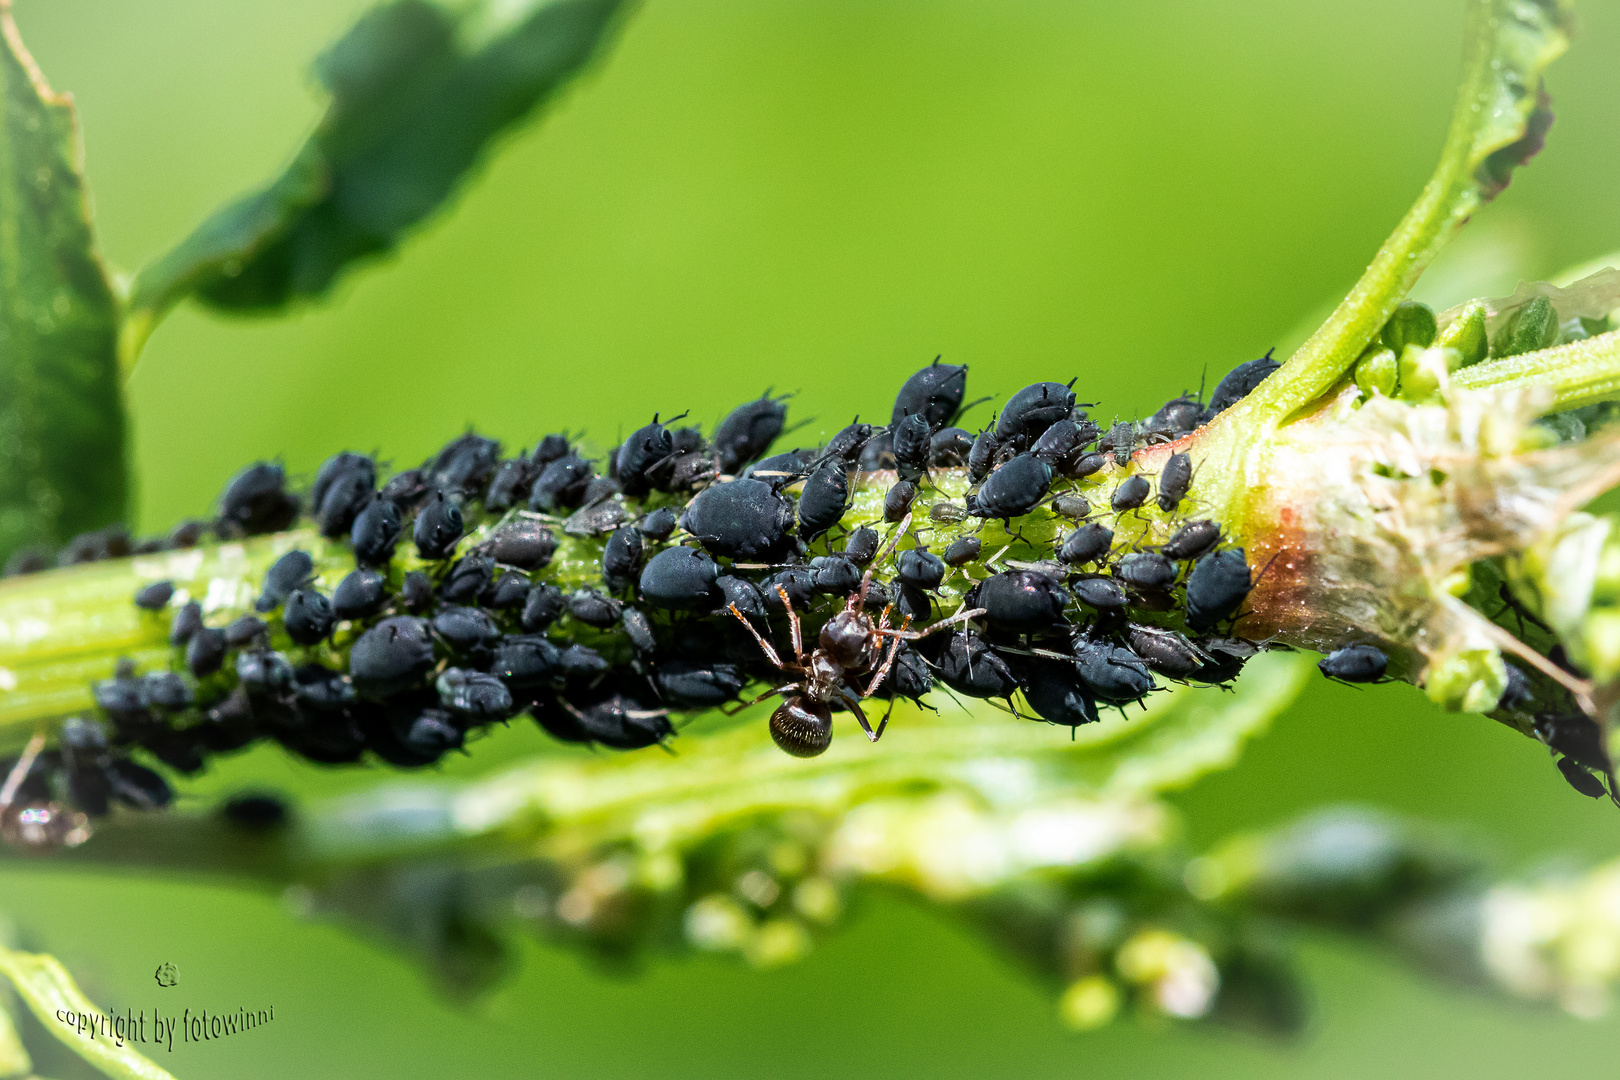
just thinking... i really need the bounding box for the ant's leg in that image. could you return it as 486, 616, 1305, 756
776, 586, 805, 662
838, 687, 886, 743
720, 682, 802, 716
729, 603, 785, 669
863, 635, 905, 697
880, 606, 988, 641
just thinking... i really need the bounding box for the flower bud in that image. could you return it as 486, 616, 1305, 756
1437, 300, 1488, 368
1381, 300, 1438, 353
1493, 294, 1559, 357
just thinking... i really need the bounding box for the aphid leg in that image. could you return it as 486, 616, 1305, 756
776, 586, 805, 661
729, 603, 785, 669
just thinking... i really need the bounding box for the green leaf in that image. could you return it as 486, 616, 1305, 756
0, 1, 127, 569
124, 0, 632, 358
0, 948, 177, 1080
1229, 0, 1573, 428
0, 999, 30, 1080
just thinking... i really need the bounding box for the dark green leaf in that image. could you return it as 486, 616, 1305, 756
126, 0, 631, 338
0, 1, 126, 569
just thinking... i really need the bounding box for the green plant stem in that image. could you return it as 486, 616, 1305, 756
1229, 0, 1571, 429
1451, 328, 1620, 409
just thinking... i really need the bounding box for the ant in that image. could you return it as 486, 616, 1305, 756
728, 514, 986, 757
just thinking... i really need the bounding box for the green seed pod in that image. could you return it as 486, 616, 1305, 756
1424, 646, 1507, 714
1381, 300, 1438, 353
1492, 294, 1559, 358
1353, 346, 1398, 399
1436, 300, 1488, 369
1395, 344, 1444, 403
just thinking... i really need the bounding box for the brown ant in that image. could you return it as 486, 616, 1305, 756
728, 513, 986, 757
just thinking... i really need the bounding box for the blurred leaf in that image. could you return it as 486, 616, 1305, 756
124, 0, 633, 354
0, 948, 177, 1080
1235, 0, 1574, 425
0, 1, 126, 569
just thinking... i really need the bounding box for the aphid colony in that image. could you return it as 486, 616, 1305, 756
4, 349, 1421, 819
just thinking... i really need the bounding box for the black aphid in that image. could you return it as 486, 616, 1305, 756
798, 463, 850, 542
1318, 643, 1388, 683
639, 506, 679, 541
567, 589, 623, 628
716, 576, 769, 621
1058, 523, 1113, 566
399, 571, 434, 612
288, 665, 355, 714
654, 661, 746, 707
969, 570, 1070, 633
533, 434, 571, 465
283, 589, 335, 645
379, 468, 430, 508
930, 427, 974, 466
1204, 351, 1280, 418
1051, 495, 1091, 520
1127, 625, 1205, 679
1018, 660, 1100, 727
440, 555, 495, 603
820, 422, 875, 467
891, 413, 934, 482
1161, 520, 1221, 561
844, 527, 880, 566
1071, 576, 1127, 610
639, 546, 721, 609
764, 568, 816, 612
327, 570, 383, 621
1185, 548, 1252, 631
857, 430, 895, 472
1157, 452, 1193, 512
974, 454, 1053, 520
237, 649, 295, 695
350, 617, 435, 695
218, 462, 300, 535
350, 498, 403, 567
221, 794, 289, 831
493, 635, 562, 686
1074, 641, 1155, 704
884, 480, 918, 523
995, 382, 1076, 449
897, 548, 946, 591
413, 492, 464, 560
621, 606, 657, 653
744, 451, 809, 488
185, 628, 227, 677
602, 527, 644, 588
937, 631, 1019, 699
223, 615, 266, 647
1110, 474, 1151, 513
436, 668, 514, 721
484, 459, 538, 512
1557, 756, 1609, 799
433, 605, 503, 654
169, 600, 204, 646
425, 433, 501, 496
1146, 395, 1204, 438
521, 583, 566, 631
942, 535, 982, 567
1032, 419, 1096, 475
811, 555, 862, 596
1116, 552, 1177, 590
484, 570, 531, 610
529, 454, 594, 512
968, 428, 999, 482
257, 550, 314, 612
681, 478, 797, 561
481, 518, 556, 570
134, 581, 174, 611
714, 395, 789, 475
891, 359, 969, 432
616, 417, 676, 496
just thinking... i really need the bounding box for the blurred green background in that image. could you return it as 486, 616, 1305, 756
8, 0, 1620, 1075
